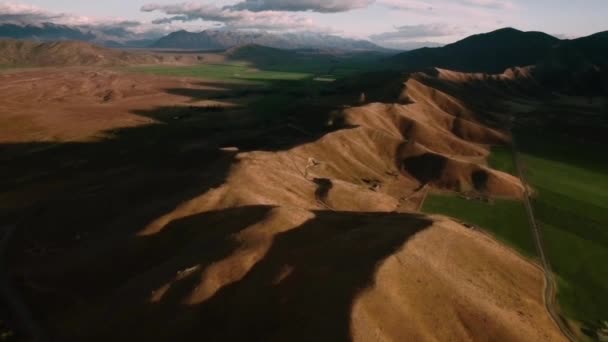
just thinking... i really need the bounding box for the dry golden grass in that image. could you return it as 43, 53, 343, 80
0, 68, 564, 341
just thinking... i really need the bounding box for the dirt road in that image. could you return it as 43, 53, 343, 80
511, 138, 578, 342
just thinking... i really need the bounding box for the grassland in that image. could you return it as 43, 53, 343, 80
422, 194, 535, 257
258, 55, 386, 78
128, 49, 388, 85
129, 63, 312, 83
421, 146, 534, 257
488, 145, 516, 175
127, 54, 390, 131
516, 131, 608, 331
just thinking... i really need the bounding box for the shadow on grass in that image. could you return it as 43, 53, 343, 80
128, 78, 363, 152
51, 207, 431, 341
0, 71, 400, 340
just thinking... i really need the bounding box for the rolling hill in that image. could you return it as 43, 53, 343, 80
534, 31, 608, 95
391, 28, 560, 73
0, 66, 567, 341
1, 25, 608, 341
544, 31, 608, 67
0, 39, 159, 66
390, 27, 608, 96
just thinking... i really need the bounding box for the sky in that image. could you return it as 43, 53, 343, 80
2, 0, 607, 49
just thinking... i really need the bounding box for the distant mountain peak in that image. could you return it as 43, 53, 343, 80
152, 29, 385, 51
0, 22, 95, 42
491, 27, 523, 33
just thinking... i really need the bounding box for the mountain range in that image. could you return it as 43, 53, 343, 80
2, 23, 607, 95
152, 29, 384, 51
0, 23, 95, 42
0, 23, 159, 48
0, 23, 386, 51
391, 28, 608, 74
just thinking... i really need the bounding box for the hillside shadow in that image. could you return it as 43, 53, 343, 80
165, 83, 274, 101
0, 122, 238, 340
54, 207, 432, 341
402, 153, 447, 185
0, 72, 371, 340
313, 178, 333, 203
37, 206, 276, 340
128, 78, 361, 152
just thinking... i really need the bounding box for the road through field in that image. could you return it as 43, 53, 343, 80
511, 137, 578, 342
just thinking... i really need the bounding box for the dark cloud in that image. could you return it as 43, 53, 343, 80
141, 3, 318, 31
227, 0, 373, 13
377, 0, 515, 12
142, 3, 235, 23
377, 0, 435, 12
140, 0, 374, 31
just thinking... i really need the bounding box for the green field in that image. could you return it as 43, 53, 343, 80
260, 58, 385, 78
127, 48, 389, 85
126, 57, 394, 130
129, 63, 312, 83
517, 132, 608, 331
422, 194, 535, 257
488, 145, 516, 175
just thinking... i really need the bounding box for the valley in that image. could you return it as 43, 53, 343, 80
0, 23, 607, 342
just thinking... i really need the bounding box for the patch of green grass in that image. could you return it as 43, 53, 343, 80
128, 51, 389, 85
541, 222, 608, 328
488, 145, 516, 175
518, 133, 608, 327
249, 53, 386, 77
422, 194, 536, 257
128, 64, 312, 83
313, 77, 336, 82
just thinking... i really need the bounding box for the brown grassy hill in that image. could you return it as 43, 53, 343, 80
0, 68, 565, 341
0, 39, 209, 67
0, 39, 161, 67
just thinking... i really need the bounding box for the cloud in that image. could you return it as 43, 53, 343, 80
377, 0, 515, 11
374, 0, 518, 43
0, 2, 131, 27
0, 2, 172, 41
141, 3, 321, 31
458, 0, 515, 10
227, 0, 373, 13
142, 3, 234, 23
370, 23, 461, 41
377, 0, 434, 12
0, 2, 65, 24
